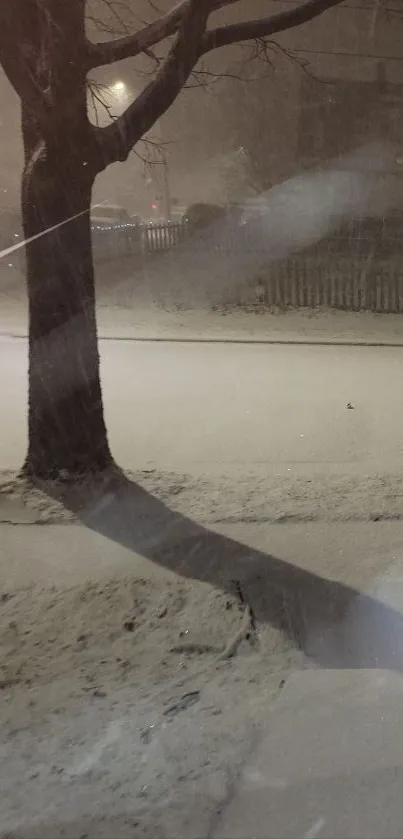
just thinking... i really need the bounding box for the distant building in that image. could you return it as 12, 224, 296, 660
162, 2, 403, 208
298, 64, 403, 213
298, 63, 403, 164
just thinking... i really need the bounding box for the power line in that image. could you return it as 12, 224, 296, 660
294, 47, 403, 62
269, 0, 403, 10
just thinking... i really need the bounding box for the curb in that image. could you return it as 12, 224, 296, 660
2, 330, 403, 348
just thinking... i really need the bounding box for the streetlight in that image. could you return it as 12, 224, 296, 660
106, 80, 172, 220
159, 135, 172, 221
111, 80, 125, 93
109, 80, 129, 111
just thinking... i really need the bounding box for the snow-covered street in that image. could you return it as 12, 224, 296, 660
1, 332, 403, 474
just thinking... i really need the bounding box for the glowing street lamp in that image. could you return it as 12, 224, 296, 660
111, 80, 125, 96
109, 80, 128, 108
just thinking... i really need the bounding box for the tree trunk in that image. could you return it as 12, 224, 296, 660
21, 130, 113, 480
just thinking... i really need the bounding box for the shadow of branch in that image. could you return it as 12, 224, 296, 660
46, 471, 403, 672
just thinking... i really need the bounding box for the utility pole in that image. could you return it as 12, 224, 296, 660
158, 119, 172, 220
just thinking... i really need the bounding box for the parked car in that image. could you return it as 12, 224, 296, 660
91, 204, 142, 259
91, 204, 131, 229
182, 203, 226, 230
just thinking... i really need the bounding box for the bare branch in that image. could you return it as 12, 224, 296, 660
200, 0, 345, 55
184, 63, 272, 90
93, 0, 213, 167
90, 0, 345, 170
86, 0, 240, 69
264, 38, 330, 83
87, 79, 117, 125
90, 0, 345, 172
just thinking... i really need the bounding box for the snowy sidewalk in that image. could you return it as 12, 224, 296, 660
2, 516, 403, 837
214, 667, 403, 839
2, 299, 403, 344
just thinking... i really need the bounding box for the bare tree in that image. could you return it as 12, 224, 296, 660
0, 0, 343, 480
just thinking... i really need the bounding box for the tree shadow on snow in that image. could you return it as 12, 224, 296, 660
47, 471, 403, 673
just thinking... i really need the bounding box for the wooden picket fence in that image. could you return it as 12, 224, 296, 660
142, 221, 184, 252
89, 214, 403, 314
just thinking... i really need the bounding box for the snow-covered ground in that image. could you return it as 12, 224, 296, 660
2, 303, 403, 837
4, 289, 403, 345
2, 511, 403, 838
1, 330, 403, 475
